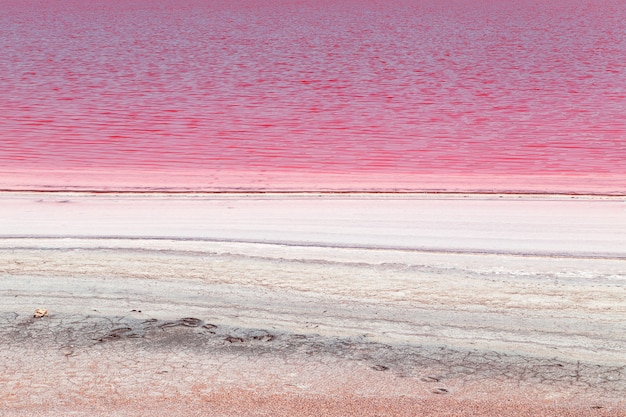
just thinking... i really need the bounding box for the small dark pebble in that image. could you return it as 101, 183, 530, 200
158, 321, 180, 329
225, 336, 244, 343
180, 317, 202, 327
109, 327, 132, 335
97, 335, 118, 342
372, 365, 389, 371
252, 334, 275, 342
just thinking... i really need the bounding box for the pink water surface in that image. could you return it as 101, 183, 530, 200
1, 0, 625, 192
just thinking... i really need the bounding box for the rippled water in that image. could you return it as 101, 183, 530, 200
1, 0, 625, 191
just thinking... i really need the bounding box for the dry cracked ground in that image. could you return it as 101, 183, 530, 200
1, 311, 625, 416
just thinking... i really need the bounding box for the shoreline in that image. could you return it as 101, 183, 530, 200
2, 190, 626, 199
2, 169, 625, 196
2, 192, 625, 415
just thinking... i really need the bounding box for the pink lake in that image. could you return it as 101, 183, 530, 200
1, 0, 625, 193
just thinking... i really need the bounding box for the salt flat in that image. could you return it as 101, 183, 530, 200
1, 192, 625, 255
1, 192, 625, 416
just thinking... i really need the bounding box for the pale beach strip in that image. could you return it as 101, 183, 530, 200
1, 192, 625, 416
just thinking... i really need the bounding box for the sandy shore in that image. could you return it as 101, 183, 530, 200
1, 192, 625, 416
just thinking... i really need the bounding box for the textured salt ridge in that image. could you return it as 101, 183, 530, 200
3, 236, 626, 260
2, 187, 626, 197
